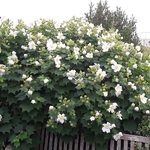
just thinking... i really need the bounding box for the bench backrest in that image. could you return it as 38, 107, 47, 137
110, 134, 150, 150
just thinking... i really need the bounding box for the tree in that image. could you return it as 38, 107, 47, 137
85, 0, 140, 45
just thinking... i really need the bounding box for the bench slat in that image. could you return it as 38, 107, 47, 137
123, 140, 128, 150
117, 140, 121, 150
80, 134, 84, 150
48, 133, 53, 150
58, 138, 62, 150
130, 141, 135, 150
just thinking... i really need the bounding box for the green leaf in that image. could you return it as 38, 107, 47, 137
0, 124, 12, 133
14, 142, 20, 148
3, 113, 11, 123
26, 138, 32, 144
20, 101, 34, 113
26, 125, 35, 135
14, 125, 23, 133
123, 120, 137, 133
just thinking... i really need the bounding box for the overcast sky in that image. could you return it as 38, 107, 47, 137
1, 0, 150, 38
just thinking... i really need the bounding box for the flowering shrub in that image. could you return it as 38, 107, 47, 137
0, 17, 150, 150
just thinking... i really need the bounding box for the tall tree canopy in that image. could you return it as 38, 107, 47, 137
85, 0, 140, 45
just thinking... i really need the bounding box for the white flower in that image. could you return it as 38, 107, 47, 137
113, 132, 123, 141
28, 90, 33, 95
134, 107, 139, 111
26, 77, 32, 82
35, 61, 40, 66
115, 55, 118, 59
87, 29, 92, 36
44, 79, 49, 84
28, 41, 36, 50
49, 106, 54, 110
37, 41, 41, 45
57, 32, 65, 40
131, 103, 135, 107
110, 59, 116, 64
95, 111, 100, 116
136, 45, 140, 51
0, 115, 2, 121
102, 122, 114, 133
96, 68, 107, 80
21, 45, 28, 50
111, 63, 122, 72
24, 54, 28, 58
103, 92, 108, 97
128, 82, 137, 90
66, 70, 76, 80
146, 110, 150, 114
22, 74, 27, 79
57, 113, 67, 124
125, 52, 130, 56
31, 100, 36, 104
46, 39, 57, 51
108, 103, 118, 113
54, 55, 61, 68
73, 47, 80, 55
86, 53, 93, 58
133, 64, 137, 68
140, 93, 148, 104
9, 30, 18, 37
90, 116, 95, 121
37, 32, 43, 38
36, 20, 42, 26
116, 111, 122, 120
79, 39, 84, 44
8, 60, 15, 65
27, 33, 33, 40
102, 42, 111, 52
82, 50, 86, 54
115, 84, 122, 97
115, 78, 119, 82
127, 68, 132, 76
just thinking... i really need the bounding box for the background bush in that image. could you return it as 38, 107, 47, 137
0, 17, 150, 150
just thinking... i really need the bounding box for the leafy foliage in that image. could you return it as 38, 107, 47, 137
0, 17, 150, 149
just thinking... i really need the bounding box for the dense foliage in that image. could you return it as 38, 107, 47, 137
0, 17, 150, 150
85, 0, 140, 46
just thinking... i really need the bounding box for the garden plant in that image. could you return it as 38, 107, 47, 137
0, 17, 150, 150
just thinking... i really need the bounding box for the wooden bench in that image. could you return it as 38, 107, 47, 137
110, 134, 150, 150
35, 129, 150, 150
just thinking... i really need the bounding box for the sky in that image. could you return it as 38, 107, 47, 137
0, 0, 150, 38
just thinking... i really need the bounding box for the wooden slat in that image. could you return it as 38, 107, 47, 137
80, 134, 84, 150
48, 133, 53, 150
117, 140, 121, 150
123, 140, 128, 150
145, 143, 149, 150
91, 142, 95, 150
68, 141, 73, 150
86, 142, 89, 150
53, 136, 58, 150
110, 139, 115, 150
40, 129, 45, 150
44, 130, 49, 150
130, 141, 135, 150
137, 142, 142, 148
63, 142, 67, 150
58, 138, 62, 150
74, 135, 79, 150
